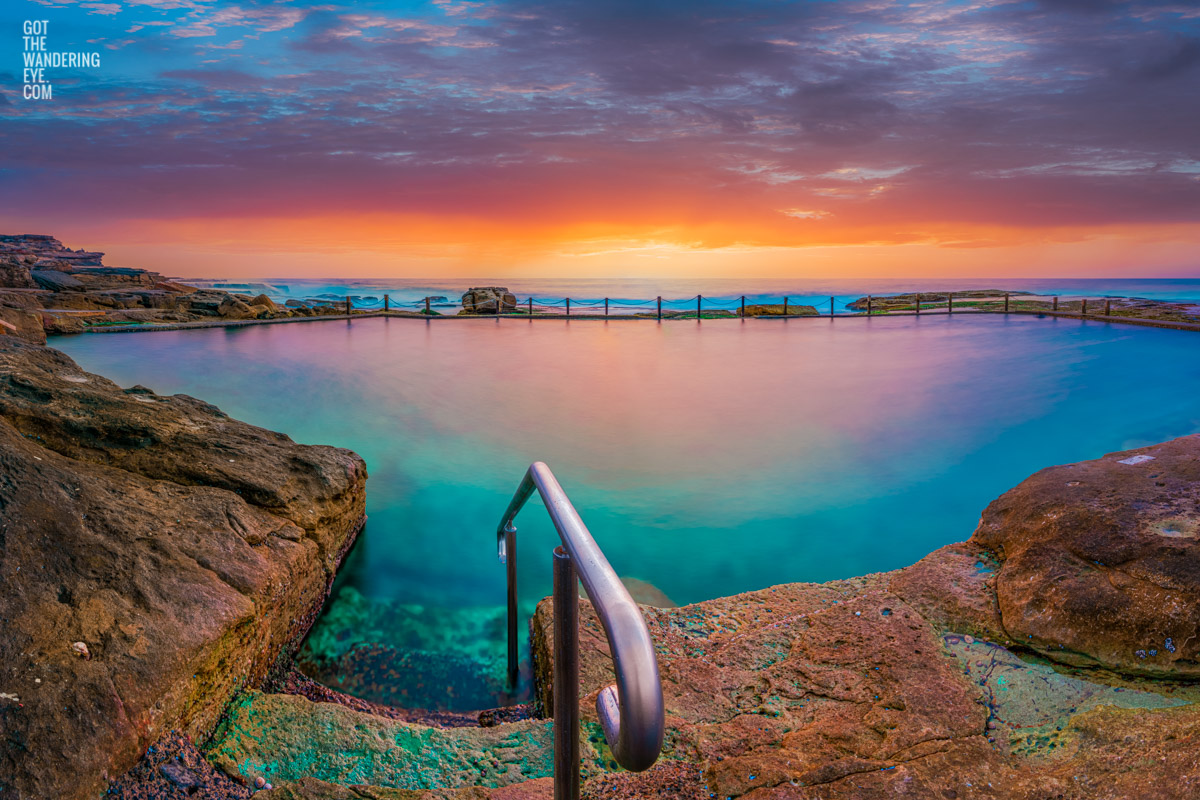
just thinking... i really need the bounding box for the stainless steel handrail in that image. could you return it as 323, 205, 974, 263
496, 461, 664, 798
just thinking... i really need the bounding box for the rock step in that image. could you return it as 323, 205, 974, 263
296, 587, 535, 712
206, 692, 615, 792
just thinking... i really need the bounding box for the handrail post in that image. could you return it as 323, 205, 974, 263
657, 296, 662, 321
553, 546, 580, 800
503, 523, 518, 688
495, 462, 663, 784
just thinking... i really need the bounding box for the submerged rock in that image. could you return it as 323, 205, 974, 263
0, 338, 367, 800
297, 587, 524, 712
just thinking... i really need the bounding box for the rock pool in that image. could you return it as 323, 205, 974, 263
54, 314, 1200, 709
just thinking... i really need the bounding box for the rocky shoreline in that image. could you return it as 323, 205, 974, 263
0, 234, 416, 341
0, 338, 366, 799
2, 334, 1197, 799
5, 237, 1199, 340
2, 238, 1200, 799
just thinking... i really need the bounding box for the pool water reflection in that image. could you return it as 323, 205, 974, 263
54, 314, 1200, 709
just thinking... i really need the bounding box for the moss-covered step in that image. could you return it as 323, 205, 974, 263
207, 692, 611, 791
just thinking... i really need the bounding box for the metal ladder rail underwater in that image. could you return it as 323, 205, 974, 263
495, 462, 664, 800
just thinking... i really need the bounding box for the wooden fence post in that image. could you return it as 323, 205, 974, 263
346, 296, 351, 316
830, 296, 835, 317
1082, 298, 1088, 316
867, 295, 872, 314
425, 296, 431, 314
782, 296, 788, 315
604, 298, 609, 318
384, 294, 389, 312
1053, 296, 1058, 311
657, 296, 662, 321
566, 297, 570, 317
915, 293, 921, 315
697, 294, 701, 319
1004, 293, 1010, 313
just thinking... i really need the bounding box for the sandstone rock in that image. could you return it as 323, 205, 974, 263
260, 776, 498, 798
134, 291, 179, 310
888, 541, 1011, 643
30, 269, 84, 292
154, 280, 197, 294
461, 288, 517, 315
972, 434, 1200, 677
0, 259, 38, 289
0, 306, 47, 344
0, 339, 367, 800
534, 566, 1200, 799
207, 692, 584, 790
846, 289, 1032, 311
251, 294, 279, 312
739, 304, 818, 317
220, 297, 255, 319
40, 291, 114, 310
181, 289, 232, 315
41, 311, 96, 335
0, 291, 43, 309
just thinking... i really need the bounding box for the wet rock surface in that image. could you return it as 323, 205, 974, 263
0, 338, 367, 800
206, 691, 597, 791
973, 435, 1200, 676
297, 587, 525, 712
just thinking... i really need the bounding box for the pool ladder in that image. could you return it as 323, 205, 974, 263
496, 462, 664, 799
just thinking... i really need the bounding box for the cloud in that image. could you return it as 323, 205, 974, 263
2, 0, 1197, 253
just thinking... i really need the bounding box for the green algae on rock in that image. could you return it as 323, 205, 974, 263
207, 691, 606, 790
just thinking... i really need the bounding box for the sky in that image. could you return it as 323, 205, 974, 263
2, 0, 1199, 279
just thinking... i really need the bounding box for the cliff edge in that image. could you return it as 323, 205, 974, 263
0, 338, 367, 800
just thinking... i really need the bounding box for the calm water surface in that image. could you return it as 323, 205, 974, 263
54, 315, 1200, 705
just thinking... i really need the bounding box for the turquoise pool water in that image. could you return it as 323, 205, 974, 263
54, 315, 1200, 708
